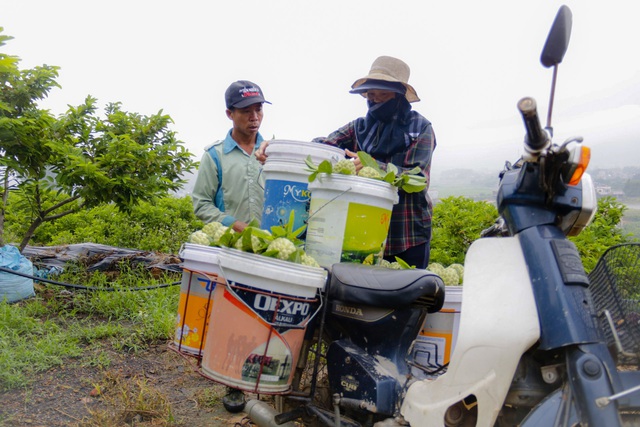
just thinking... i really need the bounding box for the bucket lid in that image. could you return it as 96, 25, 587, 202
308, 173, 399, 205
263, 158, 312, 174
444, 286, 463, 303
266, 140, 344, 162
180, 243, 222, 265
217, 247, 327, 292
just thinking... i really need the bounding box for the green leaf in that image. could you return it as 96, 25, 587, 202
401, 182, 427, 193
217, 228, 235, 247
288, 249, 303, 264
291, 224, 307, 240
270, 226, 287, 238
404, 166, 422, 175
382, 171, 396, 184
262, 249, 279, 258
238, 231, 252, 251
252, 228, 274, 241
284, 210, 296, 236
247, 218, 261, 228
395, 256, 415, 269
358, 152, 384, 174
317, 160, 333, 174
304, 155, 318, 172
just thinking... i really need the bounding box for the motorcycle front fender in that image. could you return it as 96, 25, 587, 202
402, 237, 541, 427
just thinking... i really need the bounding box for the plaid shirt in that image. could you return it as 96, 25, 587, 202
313, 111, 436, 256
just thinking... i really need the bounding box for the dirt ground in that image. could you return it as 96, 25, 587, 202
0, 343, 265, 427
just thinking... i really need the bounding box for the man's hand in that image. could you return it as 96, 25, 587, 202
232, 221, 248, 233
255, 140, 270, 164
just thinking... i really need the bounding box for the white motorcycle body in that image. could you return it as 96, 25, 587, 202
402, 236, 540, 426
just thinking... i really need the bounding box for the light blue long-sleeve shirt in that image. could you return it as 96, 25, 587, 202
192, 130, 265, 226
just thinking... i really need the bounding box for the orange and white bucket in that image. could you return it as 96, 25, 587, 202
200, 248, 327, 394
413, 286, 463, 370
172, 244, 224, 357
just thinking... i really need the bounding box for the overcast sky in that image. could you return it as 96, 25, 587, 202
3, 0, 640, 181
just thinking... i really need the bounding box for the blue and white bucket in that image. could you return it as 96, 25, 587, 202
261, 140, 344, 235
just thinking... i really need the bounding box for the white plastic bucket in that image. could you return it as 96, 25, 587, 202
261, 140, 344, 234
413, 286, 463, 369
304, 174, 399, 269
172, 243, 224, 357
200, 247, 327, 393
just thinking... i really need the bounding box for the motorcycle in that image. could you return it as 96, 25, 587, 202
246, 5, 640, 426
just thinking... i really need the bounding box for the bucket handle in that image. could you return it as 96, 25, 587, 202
216, 259, 324, 329
306, 186, 353, 223
257, 168, 264, 191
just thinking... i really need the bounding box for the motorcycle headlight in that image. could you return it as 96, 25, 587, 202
562, 173, 598, 236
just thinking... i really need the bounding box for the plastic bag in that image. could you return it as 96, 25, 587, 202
0, 245, 35, 303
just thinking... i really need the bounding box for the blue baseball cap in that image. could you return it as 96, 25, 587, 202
225, 80, 271, 109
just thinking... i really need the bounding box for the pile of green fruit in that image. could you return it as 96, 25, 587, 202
305, 151, 427, 193
187, 212, 321, 267
427, 262, 464, 286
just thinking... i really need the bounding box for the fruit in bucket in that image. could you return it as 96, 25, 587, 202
187, 211, 322, 268
305, 151, 427, 193
332, 158, 357, 175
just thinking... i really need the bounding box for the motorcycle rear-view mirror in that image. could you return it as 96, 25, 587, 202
540, 5, 572, 68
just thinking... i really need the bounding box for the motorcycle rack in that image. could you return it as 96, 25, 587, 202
272, 278, 364, 427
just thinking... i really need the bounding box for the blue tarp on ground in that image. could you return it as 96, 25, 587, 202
0, 245, 35, 303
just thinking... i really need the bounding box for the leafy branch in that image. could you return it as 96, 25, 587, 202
304, 151, 427, 193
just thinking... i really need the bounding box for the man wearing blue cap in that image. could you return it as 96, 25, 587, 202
192, 81, 271, 412
192, 80, 270, 233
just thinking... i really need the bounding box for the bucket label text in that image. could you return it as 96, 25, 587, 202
232, 282, 315, 327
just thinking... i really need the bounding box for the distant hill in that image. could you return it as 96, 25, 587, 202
589, 137, 640, 169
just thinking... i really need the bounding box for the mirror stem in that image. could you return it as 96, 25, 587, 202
546, 65, 559, 137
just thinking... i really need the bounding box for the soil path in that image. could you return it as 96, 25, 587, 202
0, 343, 261, 426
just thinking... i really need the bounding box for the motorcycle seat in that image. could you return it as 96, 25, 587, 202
327, 263, 445, 313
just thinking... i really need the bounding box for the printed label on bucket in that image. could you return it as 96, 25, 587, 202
174, 270, 218, 355
306, 198, 391, 267
201, 283, 316, 392
234, 284, 313, 327
416, 333, 449, 367
262, 179, 311, 233
175, 293, 212, 353
343, 202, 391, 261
420, 308, 457, 366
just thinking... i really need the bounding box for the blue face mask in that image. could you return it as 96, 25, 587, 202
367, 96, 401, 123
356, 94, 413, 158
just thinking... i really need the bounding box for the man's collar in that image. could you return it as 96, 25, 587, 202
223, 129, 264, 154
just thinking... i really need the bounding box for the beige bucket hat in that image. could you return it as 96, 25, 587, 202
350, 56, 420, 103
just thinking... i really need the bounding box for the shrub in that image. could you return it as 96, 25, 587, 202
10, 195, 203, 254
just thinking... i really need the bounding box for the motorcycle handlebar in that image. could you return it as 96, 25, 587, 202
518, 97, 549, 153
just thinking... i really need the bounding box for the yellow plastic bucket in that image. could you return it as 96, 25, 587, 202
304, 173, 399, 269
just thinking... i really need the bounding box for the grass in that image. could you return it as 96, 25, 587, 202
0, 260, 180, 391
79, 371, 175, 427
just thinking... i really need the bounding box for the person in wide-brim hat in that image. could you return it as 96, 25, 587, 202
305, 55, 437, 270
349, 55, 420, 103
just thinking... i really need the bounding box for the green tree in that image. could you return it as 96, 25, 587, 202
571, 196, 632, 272
0, 29, 197, 250
430, 196, 498, 265
9, 195, 203, 254
429, 196, 630, 273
